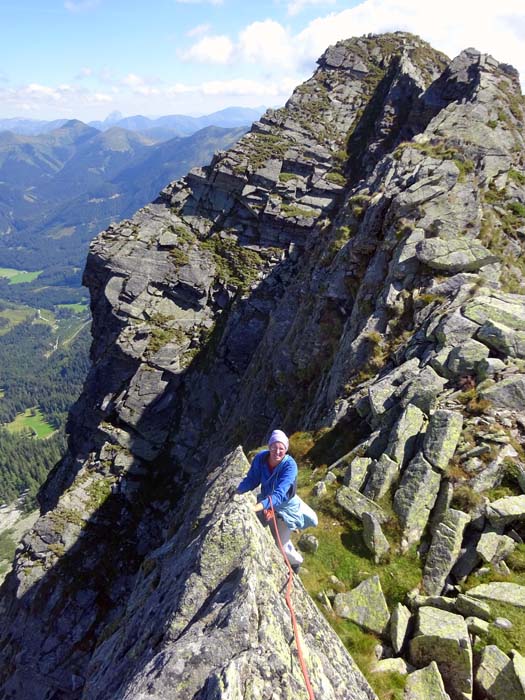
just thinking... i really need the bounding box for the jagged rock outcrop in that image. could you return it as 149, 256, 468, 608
2, 30, 525, 699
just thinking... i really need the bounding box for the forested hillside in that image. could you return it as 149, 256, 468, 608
0, 116, 250, 507
0, 320, 89, 506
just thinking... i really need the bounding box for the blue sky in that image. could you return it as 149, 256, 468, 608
2, 0, 525, 121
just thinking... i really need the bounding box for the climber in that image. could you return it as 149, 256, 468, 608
236, 429, 317, 573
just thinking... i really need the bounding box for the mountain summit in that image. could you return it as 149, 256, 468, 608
2, 32, 525, 699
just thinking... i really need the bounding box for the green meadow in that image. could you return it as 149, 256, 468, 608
0, 305, 35, 335
0, 268, 42, 285
6, 408, 55, 439
57, 302, 89, 314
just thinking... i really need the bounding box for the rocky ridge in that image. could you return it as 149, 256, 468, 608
1, 32, 525, 699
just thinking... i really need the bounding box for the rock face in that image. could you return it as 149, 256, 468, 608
2, 29, 525, 700
1, 449, 376, 700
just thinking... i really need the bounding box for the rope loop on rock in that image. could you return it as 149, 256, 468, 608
268, 495, 315, 700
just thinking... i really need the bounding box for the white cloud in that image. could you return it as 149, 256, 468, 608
0, 82, 115, 118
286, 0, 336, 17
187, 23, 212, 37
122, 73, 146, 88
238, 20, 296, 69
178, 1, 525, 92
292, 0, 525, 86
180, 35, 234, 64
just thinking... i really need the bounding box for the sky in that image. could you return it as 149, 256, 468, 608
1, 0, 525, 122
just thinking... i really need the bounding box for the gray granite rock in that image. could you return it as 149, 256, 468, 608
446, 339, 490, 377
336, 486, 388, 523
393, 453, 442, 550
477, 319, 525, 358
454, 594, 491, 621
344, 456, 372, 490
373, 657, 409, 674
385, 403, 426, 467
410, 607, 472, 700
423, 509, 470, 595
480, 375, 525, 411
416, 237, 498, 273
390, 602, 411, 655
362, 512, 390, 564
467, 582, 525, 608
404, 661, 451, 700
475, 645, 525, 700
333, 575, 390, 635
486, 494, 525, 526
463, 293, 525, 331
465, 616, 489, 635
476, 531, 516, 564
364, 453, 399, 500
423, 410, 463, 472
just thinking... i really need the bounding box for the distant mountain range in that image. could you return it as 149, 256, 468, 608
0, 106, 265, 141
0, 118, 250, 282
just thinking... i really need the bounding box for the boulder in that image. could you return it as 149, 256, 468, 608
480, 375, 525, 411
410, 607, 472, 700
477, 357, 506, 380
423, 410, 463, 472
333, 575, 390, 635
373, 658, 409, 674
362, 512, 390, 564
454, 594, 491, 621
408, 595, 456, 613
344, 456, 372, 490
385, 403, 426, 467
463, 293, 525, 331
477, 319, 525, 359
471, 443, 519, 492
393, 453, 442, 549
467, 582, 525, 608
313, 481, 327, 497
400, 367, 447, 415
445, 339, 489, 377
298, 534, 319, 553
512, 650, 525, 692
486, 494, 525, 526
423, 509, 470, 595
336, 486, 388, 523
476, 531, 516, 564
404, 661, 452, 700
363, 453, 399, 500
430, 480, 454, 530
465, 616, 489, 635
368, 358, 420, 417
390, 602, 411, 655
493, 617, 513, 630
475, 645, 525, 700
434, 309, 480, 347
416, 237, 498, 273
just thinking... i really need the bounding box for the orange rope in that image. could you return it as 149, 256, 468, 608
268, 495, 315, 700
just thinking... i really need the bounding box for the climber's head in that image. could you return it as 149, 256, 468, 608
268, 429, 288, 468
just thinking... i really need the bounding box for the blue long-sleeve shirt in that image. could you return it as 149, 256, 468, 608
237, 451, 298, 510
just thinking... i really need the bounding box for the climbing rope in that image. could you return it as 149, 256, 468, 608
267, 495, 315, 700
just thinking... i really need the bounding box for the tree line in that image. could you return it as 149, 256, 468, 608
0, 320, 90, 506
